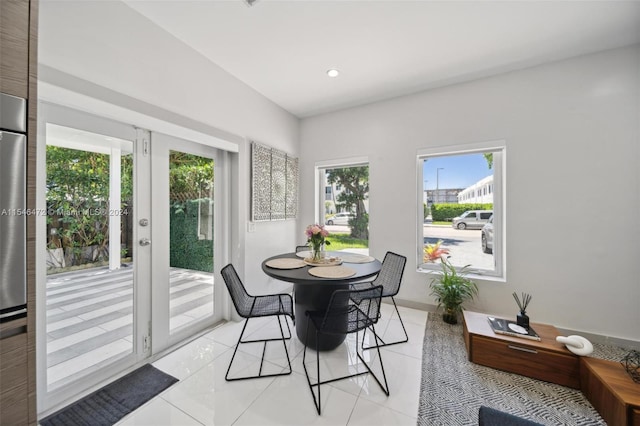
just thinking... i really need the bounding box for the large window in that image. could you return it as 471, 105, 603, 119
316, 159, 369, 253
418, 143, 505, 279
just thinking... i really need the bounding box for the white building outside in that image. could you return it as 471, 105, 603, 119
457, 175, 494, 204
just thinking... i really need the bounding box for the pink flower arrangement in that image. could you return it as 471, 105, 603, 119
306, 224, 330, 260
305, 224, 329, 240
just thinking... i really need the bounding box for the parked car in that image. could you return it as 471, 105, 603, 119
481, 215, 493, 253
325, 212, 354, 225
451, 210, 493, 230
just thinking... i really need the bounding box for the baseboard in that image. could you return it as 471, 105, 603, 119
387, 298, 436, 313
390, 299, 640, 351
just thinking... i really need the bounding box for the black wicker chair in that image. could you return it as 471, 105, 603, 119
352, 251, 408, 350
302, 285, 389, 415
221, 264, 294, 381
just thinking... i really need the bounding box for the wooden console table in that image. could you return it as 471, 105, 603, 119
580, 356, 640, 426
463, 311, 640, 423
462, 310, 580, 389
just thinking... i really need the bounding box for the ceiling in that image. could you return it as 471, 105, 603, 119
124, 0, 640, 118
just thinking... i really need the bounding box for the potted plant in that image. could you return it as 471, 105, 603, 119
425, 241, 478, 324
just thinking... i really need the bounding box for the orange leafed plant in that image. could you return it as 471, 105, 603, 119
423, 240, 449, 263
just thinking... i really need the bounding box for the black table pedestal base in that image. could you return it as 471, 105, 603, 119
294, 283, 348, 351
262, 253, 381, 351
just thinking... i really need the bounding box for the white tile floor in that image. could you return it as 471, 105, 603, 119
116, 304, 428, 426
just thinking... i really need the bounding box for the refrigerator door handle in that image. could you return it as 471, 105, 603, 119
0, 130, 27, 316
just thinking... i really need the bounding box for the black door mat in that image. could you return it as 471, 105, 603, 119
40, 364, 178, 426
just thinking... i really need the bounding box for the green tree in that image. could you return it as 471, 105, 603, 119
326, 166, 369, 239
169, 152, 213, 195
46, 146, 133, 266
168, 152, 214, 214
483, 153, 493, 169
46, 148, 214, 269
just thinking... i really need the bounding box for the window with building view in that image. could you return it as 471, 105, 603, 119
419, 145, 504, 278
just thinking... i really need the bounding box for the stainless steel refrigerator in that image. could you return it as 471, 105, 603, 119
0, 92, 28, 322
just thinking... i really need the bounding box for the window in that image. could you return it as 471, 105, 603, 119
316, 159, 369, 252
418, 143, 504, 279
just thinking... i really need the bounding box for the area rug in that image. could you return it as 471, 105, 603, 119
417, 314, 627, 426
40, 364, 178, 426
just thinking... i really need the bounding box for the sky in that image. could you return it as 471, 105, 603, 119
422, 153, 492, 190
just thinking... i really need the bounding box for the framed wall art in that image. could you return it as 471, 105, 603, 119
251, 141, 299, 221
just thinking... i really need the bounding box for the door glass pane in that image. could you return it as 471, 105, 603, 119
168, 150, 214, 333
45, 123, 134, 390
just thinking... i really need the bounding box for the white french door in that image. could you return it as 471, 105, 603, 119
37, 105, 225, 413
38, 104, 146, 412
149, 133, 224, 351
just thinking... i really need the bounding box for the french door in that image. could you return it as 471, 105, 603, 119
38, 104, 224, 412
150, 133, 224, 350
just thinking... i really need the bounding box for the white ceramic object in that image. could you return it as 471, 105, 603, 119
556, 335, 594, 356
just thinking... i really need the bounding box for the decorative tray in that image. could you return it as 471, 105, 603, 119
297, 250, 341, 259
303, 257, 343, 267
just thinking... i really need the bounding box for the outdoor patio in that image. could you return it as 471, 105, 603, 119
46, 266, 214, 390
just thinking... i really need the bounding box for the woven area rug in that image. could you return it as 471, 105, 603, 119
40, 364, 178, 426
417, 314, 628, 426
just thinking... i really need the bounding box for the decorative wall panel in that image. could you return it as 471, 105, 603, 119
270, 149, 286, 220
251, 143, 272, 221
285, 156, 298, 219
251, 141, 298, 221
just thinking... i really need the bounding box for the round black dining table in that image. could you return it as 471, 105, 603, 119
261, 252, 382, 351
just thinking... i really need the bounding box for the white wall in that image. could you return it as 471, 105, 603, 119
38, 0, 299, 294
300, 45, 640, 342
37, 1, 640, 341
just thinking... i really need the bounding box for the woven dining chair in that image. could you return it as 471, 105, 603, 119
296, 245, 309, 254
302, 285, 389, 415
221, 263, 294, 381
352, 251, 408, 350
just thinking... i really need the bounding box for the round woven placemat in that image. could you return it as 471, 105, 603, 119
265, 258, 306, 269
308, 266, 356, 278
339, 253, 375, 264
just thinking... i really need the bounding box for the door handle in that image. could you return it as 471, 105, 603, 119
139, 238, 151, 246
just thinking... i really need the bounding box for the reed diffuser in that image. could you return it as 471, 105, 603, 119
513, 292, 532, 329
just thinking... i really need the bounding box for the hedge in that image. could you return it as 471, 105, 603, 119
170, 200, 214, 272
431, 203, 493, 222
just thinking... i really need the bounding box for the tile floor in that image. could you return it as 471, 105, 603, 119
116, 303, 428, 425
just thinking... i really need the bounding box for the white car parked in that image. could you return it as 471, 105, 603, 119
481, 215, 494, 253
325, 212, 354, 226
451, 210, 493, 230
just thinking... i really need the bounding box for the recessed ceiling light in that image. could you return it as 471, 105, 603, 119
327, 69, 340, 78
